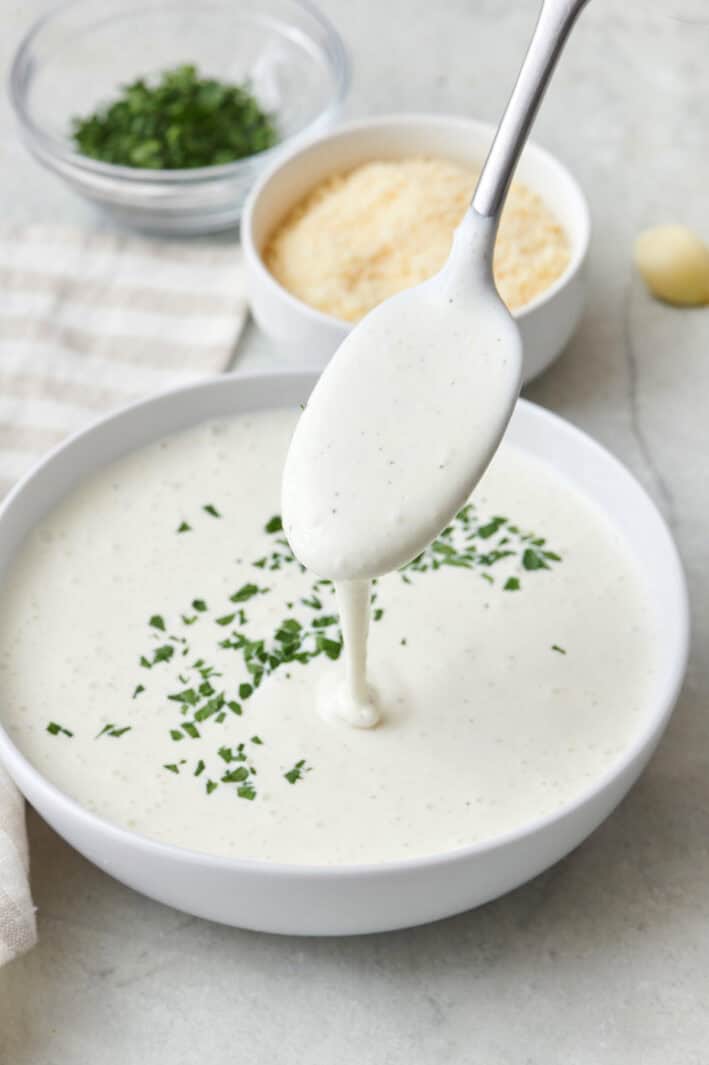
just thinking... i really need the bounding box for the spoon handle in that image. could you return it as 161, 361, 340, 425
472, 0, 590, 219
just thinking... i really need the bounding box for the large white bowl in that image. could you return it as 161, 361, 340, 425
0, 372, 688, 936
242, 115, 591, 382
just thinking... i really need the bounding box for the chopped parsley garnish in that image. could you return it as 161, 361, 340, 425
522, 548, 549, 571
230, 583, 263, 603
47, 721, 73, 737
177, 521, 192, 533
128, 498, 563, 806
132, 684, 145, 699
222, 766, 249, 783
284, 759, 309, 785
96, 724, 132, 738
71, 64, 277, 170
168, 687, 199, 706
142, 644, 175, 668
402, 502, 562, 591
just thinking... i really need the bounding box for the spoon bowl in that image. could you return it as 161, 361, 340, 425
282, 212, 522, 580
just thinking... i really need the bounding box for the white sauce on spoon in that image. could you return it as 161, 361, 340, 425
283, 213, 520, 580
283, 212, 522, 727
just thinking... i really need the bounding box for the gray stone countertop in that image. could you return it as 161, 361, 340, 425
1, 1, 708, 1061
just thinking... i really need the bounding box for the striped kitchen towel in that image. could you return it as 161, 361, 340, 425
0, 223, 247, 497
0, 222, 248, 966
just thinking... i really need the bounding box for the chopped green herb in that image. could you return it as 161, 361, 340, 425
551, 644, 567, 655
216, 613, 236, 627
316, 636, 342, 661
132, 684, 145, 699
222, 766, 249, 783
47, 721, 73, 737
177, 521, 192, 533
251, 735, 263, 745
96, 723, 132, 738
192, 599, 208, 613
504, 577, 521, 591
164, 763, 180, 774
265, 515, 283, 533
153, 644, 175, 664
230, 583, 262, 603
203, 503, 221, 518
284, 759, 309, 785
206, 779, 218, 795
149, 614, 165, 631
71, 64, 277, 170
239, 682, 253, 700
194, 759, 206, 777
237, 785, 256, 800
168, 687, 199, 706
522, 548, 549, 572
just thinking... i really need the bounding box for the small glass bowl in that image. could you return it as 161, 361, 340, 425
9, 0, 350, 235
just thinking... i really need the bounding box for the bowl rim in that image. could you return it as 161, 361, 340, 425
7, 0, 351, 185
241, 111, 591, 327
0, 369, 689, 883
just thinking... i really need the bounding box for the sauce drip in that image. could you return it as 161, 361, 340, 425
283, 212, 522, 726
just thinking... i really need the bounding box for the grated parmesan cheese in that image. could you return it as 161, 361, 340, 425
264, 157, 570, 322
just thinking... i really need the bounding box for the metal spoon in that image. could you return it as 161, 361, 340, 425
283, 0, 591, 582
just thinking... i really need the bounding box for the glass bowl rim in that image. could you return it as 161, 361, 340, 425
7, 0, 351, 186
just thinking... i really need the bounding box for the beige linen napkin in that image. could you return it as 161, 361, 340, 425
0, 224, 247, 965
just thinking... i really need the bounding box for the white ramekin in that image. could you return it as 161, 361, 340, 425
0, 372, 688, 936
242, 114, 591, 383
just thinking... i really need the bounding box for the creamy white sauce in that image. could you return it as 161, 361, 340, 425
328, 580, 378, 728
282, 211, 522, 730
0, 410, 658, 865
282, 213, 521, 582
